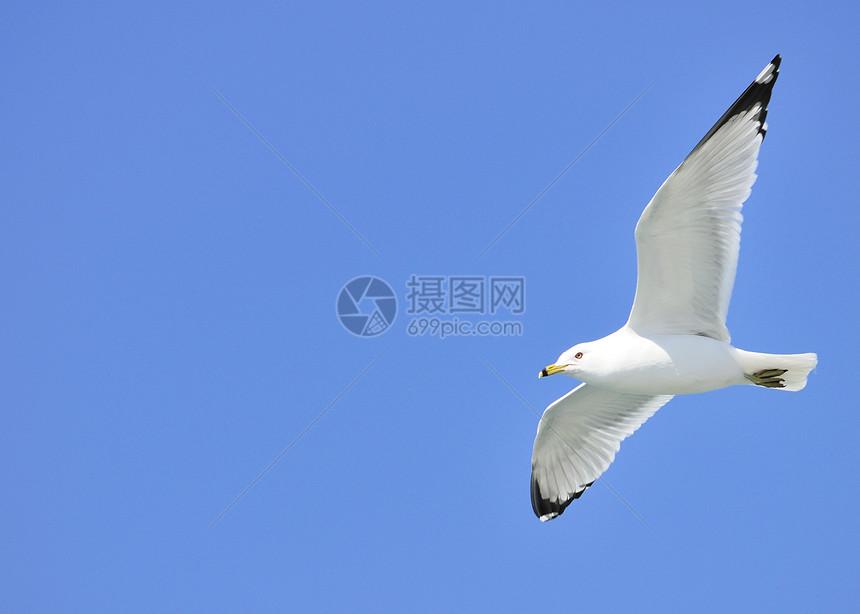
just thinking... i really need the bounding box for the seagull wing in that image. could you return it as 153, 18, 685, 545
531, 383, 673, 521
626, 55, 781, 342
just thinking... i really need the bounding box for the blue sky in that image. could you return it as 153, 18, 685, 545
3, 1, 858, 611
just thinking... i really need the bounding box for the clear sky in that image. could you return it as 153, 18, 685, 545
3, 1, 858, 612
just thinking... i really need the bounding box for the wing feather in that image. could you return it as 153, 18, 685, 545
531, 384, 673, 521
626, 56, 781, 342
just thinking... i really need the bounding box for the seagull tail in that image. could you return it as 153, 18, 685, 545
737, 350, 818, 391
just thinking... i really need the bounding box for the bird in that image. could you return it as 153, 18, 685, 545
531, 55, 817, 522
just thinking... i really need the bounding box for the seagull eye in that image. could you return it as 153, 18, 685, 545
574, 352, 583, 359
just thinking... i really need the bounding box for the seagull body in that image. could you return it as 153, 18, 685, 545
531, 55, 817, 522
555, 330, 746, 395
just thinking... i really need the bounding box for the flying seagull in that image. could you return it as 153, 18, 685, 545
531, 55, 817, 522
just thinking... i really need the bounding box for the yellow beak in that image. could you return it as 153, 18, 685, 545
538, 363, 567, 378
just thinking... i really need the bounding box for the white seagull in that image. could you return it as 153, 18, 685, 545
532, 55, 817, 521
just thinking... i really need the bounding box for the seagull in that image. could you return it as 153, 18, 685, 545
531, 55, 817, 522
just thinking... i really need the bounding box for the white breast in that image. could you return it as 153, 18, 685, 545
581, 327, 746, 395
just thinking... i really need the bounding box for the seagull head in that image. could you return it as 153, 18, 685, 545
539, 344, 589, 379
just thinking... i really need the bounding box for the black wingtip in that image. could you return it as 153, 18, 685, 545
688, 55, 781, 156
530, 476, 594, 521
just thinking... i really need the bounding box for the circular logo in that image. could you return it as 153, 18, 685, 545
336, 276, 397, 337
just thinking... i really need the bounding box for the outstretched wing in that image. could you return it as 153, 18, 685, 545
626, 55, 781, 342
531, 383, 673, 521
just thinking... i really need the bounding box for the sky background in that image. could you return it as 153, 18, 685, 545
3, 1, 859, 612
